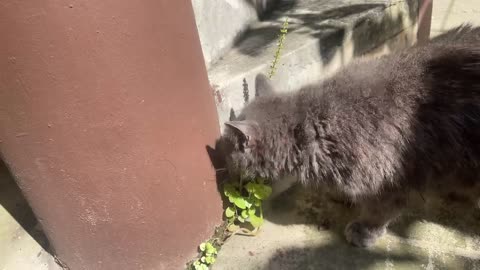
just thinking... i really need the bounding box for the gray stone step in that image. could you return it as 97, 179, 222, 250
208, 0, 420, 129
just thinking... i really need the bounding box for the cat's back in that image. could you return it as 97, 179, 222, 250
430, 24, 480, 45
299, 25, 480, 106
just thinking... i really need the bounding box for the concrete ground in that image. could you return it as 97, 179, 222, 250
213, 185, 480, 270
431, 0, 480, 37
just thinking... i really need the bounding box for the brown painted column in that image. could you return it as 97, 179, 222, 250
417, 0, 433, 44
0, 1, 222, 269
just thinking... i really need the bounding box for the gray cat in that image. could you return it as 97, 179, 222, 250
217, 24, 480, 247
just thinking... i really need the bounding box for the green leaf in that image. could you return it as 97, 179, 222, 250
200, 256, 206, 263
205, 243, 216, 254
198, 264, 208, 270
249, 214, 264, 228
232, 197, 251, 209
237, 216, 245, 223
248, 208, 256, 216
225, 207, 235, 218
199, 243, 206, 252
224, 184, 241, 201
253, 197, 262, 207
246, 183, 272, 200
205, 256, 216, 264
241, 210, 249, 219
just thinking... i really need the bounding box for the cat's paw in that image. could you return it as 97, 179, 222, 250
344, 221, 386, 248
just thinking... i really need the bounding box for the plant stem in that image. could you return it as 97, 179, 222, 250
268, 18, 289, 78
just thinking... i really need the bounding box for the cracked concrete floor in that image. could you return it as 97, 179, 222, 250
213, 185, 480, 270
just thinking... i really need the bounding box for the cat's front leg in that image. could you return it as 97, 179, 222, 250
345, 191, 406, 247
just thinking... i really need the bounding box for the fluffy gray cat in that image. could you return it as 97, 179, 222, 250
217, 24, 480, 247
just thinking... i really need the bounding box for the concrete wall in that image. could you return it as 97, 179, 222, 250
0, 1, 222, 269
192, 0, 278, 68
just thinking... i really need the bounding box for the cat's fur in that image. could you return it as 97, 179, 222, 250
217, 24, 480, 247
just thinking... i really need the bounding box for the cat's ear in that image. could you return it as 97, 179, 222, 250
255, 73, 275, 97
224, 120, 260, 147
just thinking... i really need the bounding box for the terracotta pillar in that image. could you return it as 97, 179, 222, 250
0, 1, 222, 269
417, 0, 433, 44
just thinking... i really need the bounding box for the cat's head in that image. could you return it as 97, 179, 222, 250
218, 73, 295, 182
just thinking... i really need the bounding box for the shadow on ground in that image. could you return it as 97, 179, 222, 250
265, 239, 419, 270
260, 184, 480, 269
0, 159, 52, 254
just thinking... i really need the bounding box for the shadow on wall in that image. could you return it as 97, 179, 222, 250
245, 0, 282, 19
236, 0, 419, 65
0, 159, 53, 255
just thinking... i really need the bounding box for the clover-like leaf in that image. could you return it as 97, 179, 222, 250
205, 256, 216, 264
205, 243, 216, 255
241, 210, 249, 219
225, 207, 235, 218
199, 242, 206, 252
253, 197, 262, 207
224, 184, 241, 202
198, 264, 208, 270
232, 197, 251, 209
249, 214, 264, 228
246, 182, 272, 200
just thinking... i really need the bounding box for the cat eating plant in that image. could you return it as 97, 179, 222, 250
217, 24, 480, 248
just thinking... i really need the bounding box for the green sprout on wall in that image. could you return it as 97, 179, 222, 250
268, 18, 289, 78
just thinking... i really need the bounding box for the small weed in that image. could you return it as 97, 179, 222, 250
189, 17, 287, 270
268, 18, 289, 78
191, 242, 218, 270
224, 177, 272, 235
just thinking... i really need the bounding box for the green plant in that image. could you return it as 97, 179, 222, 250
268, 18, 289, 78
191, 242, 218, 270
224, 177, 272, 235
189, 19, 287, 269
